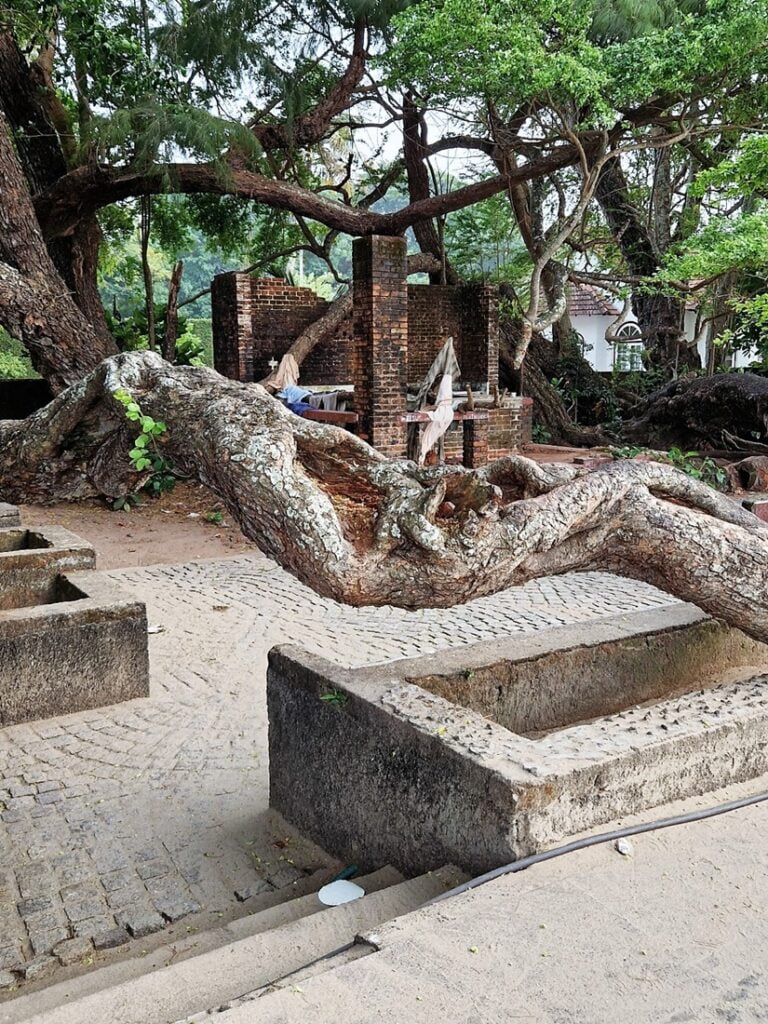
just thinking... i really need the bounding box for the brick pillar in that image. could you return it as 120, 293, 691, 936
483, 285, 500, 391
462, 418, 489, 468
458, 283, 499, 390
352, 236, 408, 457
211, 271, 254, 381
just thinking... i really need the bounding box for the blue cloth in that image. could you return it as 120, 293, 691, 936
278, 385, 311, 404
286, 401, 314, 416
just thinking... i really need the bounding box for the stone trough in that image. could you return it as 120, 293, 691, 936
0, 525, 96, 610
269, 604, 768, 875
0, 502, 20, 528
0, 568, 149, 727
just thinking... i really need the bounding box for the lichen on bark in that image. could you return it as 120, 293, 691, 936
2, 351, 768, 646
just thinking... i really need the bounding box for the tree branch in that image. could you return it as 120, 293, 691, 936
34, 146, 588, 242
251, 17, 367, 151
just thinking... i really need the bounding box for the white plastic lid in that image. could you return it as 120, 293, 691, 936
317, 879, 365, 906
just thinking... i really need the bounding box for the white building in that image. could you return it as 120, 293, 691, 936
564, 283, 753, 372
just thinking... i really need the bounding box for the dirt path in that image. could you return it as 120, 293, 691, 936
21, 482, 261, 570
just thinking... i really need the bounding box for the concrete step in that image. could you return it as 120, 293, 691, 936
12, 866, 465, 1024
0, 866, 400, 1024
225, 864, 404, 943
0, 865, 334, 1023
180, 942, 374, 1024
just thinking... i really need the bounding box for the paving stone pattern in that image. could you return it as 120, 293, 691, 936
0, 554, 679, 983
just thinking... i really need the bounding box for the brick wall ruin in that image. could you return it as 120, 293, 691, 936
211, 276, 355, 385
406, 284, 498, 387
211, 235, 530, 462
442, 400, 534, 464
212, 276, 498, 389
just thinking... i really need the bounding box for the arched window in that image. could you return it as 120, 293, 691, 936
613, 322, 643, 371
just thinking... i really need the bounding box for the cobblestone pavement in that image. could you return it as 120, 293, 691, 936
0, 555, 680, 988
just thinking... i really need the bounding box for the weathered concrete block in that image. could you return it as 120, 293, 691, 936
0, 526, 95, 611
0, 571, 149, 726
268, 605, 768, 875
0, 503, 20, 528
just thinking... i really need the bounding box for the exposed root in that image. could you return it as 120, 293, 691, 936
2, 351, 768, 642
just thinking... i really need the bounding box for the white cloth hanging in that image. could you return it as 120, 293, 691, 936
414, 337, 461, 409
307, 391, 341, 411
270, 353, 299, 392
419, 372, 455, 465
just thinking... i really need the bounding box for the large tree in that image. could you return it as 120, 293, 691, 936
3, 349, 768, 643
2, 0, 768, 641
0, 0, 574, 388
7, 0, 768, 385
387, 0, 768, 374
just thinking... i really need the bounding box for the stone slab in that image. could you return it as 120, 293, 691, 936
0, 526, 94, 611
268, 607, 768, 875
0, 505, 20, 529
0, 571, 149, 726
400, 604, 767, 734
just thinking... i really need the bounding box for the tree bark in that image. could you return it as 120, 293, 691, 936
518, 353, 609, 448
402, 94, 459, 285
140, 197, 157, 351
49, 219, 113, 349
163, 261, 184, 362
0, 30, 68, 196
0, 29, 113, 354
595, 158, 699, 374
0, 111, 116, 392
3, 351, 766, 642
545, 269, 574, 356
632, 290, 695, 373
499, 320, 608, 447
624, 373, 768, 449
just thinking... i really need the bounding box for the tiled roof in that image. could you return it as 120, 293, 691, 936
567, 283, 620, 317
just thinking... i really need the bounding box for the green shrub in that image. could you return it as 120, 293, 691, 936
175, 328, 206, 366
0, 328, 36, 379
185, 319, 213, 366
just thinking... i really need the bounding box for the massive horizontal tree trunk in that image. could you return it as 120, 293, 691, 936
624, 372, 768, 449
2, 351, 767, 642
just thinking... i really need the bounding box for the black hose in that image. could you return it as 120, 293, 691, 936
229, 790, 768, 1002
427, 787, 768, 906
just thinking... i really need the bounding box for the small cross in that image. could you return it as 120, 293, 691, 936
268, 357, 279, 372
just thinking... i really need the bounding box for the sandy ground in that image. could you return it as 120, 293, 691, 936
21, 482, 260, 570
227, 774, 768, 1024
0, 490, 684, 1009
7, 461, 768, 1021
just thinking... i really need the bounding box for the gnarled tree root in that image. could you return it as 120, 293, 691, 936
1, 351, 767, 642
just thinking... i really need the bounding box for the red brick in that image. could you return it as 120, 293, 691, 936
210, 244, 529, 464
